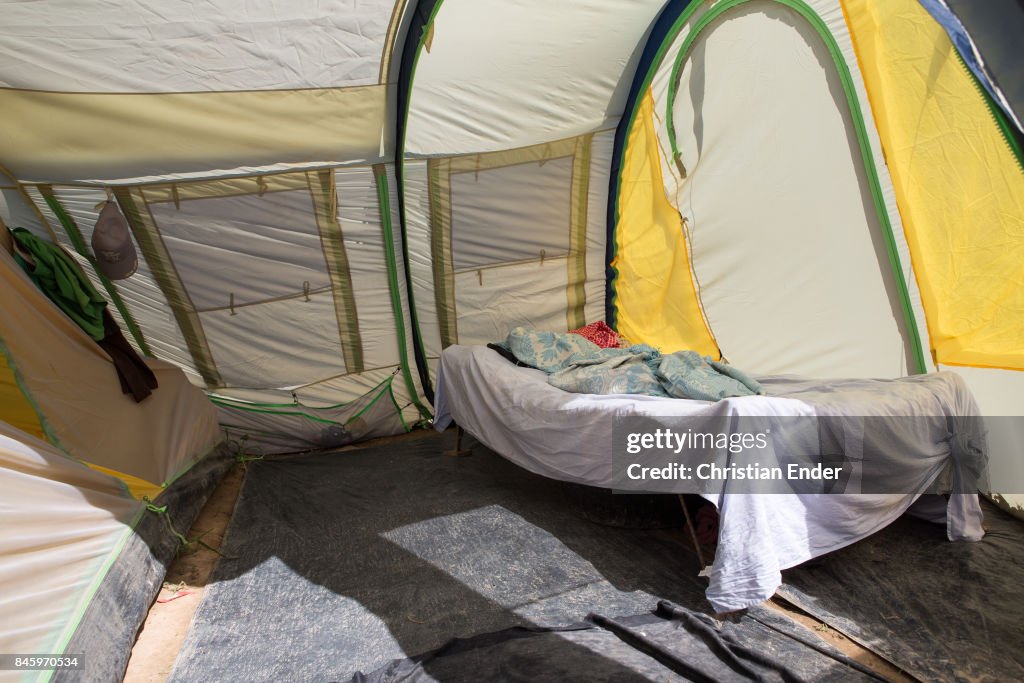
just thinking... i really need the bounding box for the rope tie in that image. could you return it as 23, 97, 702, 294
225, 433, 263, 464
142, 496, 232, 558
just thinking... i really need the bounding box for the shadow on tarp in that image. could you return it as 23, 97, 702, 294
780, 498, 1024, 681
167, 431, 881, 682
344, 602, 889, 683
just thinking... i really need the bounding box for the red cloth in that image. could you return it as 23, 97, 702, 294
568, 321, 629, 349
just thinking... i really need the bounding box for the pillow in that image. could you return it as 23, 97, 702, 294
568, 320, 629, 349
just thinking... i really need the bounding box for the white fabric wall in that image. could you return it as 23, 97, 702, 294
403, 131, 614, 384
0, 0, 399, 92
403, 0, 664, 156
0, 422, 140, 679
43, 185, 203, 382
662, 2, 911, 378
0, 1, 405, 181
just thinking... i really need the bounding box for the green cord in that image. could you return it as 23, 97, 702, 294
142, 496, 232, 558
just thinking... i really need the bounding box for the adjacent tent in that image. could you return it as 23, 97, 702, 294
0, 0, 1021, 679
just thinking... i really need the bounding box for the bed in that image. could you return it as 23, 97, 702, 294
433, 344, 987, 613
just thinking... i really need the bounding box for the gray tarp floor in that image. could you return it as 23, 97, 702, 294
167, 431, 1024, 682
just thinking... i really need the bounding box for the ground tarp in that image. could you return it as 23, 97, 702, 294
780, 498, 1024, 681
164, 431, 1012, 682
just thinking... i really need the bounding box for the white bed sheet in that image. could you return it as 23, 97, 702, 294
433, 344, 986, 613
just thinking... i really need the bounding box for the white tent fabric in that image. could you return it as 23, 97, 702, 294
403, 0, 665, 157
0, 0, 399, 93
947, 365, 1024, 516
9, 163, 429, 451
0, 0, 407, 182
402, 132, 612, 383
0, 421, 141, 677
648, 0, 930, 379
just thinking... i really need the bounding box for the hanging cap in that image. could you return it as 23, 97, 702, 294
91, 200, 137, 280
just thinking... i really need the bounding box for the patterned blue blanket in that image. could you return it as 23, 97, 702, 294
501, 327, 763, 401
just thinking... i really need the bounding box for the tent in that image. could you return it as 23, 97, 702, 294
0, 0, 1021, 679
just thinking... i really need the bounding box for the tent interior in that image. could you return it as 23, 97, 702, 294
0, 0, 1022, 681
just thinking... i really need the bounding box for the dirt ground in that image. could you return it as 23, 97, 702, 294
764, 599, 913, 682
121, 430, 911, 682
122, 462, 247, 682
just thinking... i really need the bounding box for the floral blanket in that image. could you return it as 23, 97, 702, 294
500, 327, 763, 401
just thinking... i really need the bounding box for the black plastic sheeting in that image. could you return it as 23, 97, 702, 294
169, 433, 879, 682
780, 498, 1024, 681
53, 444, 235, 683
346, 602, 887, 683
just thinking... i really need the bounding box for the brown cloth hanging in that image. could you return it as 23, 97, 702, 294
10, 227, 158, 402
97, 309, 158, 402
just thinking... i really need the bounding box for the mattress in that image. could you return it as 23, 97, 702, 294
434, 344, 987, 612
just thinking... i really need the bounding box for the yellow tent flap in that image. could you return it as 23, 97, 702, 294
844, 0, 1024, 371
86, 463, 164, 501
613, 91, 718, 357
0, 351, 45, 440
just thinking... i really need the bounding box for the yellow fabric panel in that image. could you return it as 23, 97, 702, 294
0, 352, 45, 439
843, 0, 1024, 370
0, 85, 387, 182
613, 91, 717, 356
86, 463, 163, 501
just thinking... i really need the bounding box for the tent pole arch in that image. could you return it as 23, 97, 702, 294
395, 0, 445, 404
373, 165, 432, 420
606, 0, 698, 329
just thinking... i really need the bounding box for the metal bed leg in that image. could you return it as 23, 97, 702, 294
678, 494, 707, 571
445, 425, 473, 457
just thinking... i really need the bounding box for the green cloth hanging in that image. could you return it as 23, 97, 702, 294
10, 228, 108, 341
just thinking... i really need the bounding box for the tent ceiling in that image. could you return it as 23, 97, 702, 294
403, 0, 666, 156
0, 0, 400, 92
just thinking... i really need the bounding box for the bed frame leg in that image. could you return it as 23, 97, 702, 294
445, 425, 473, 457
678, 494, 707, 571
